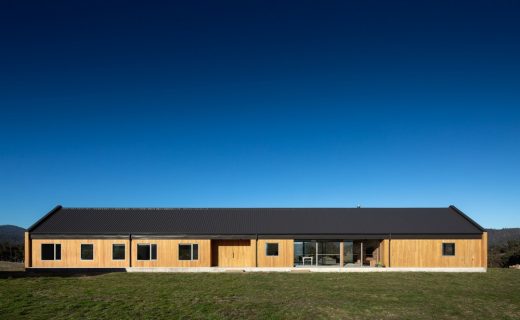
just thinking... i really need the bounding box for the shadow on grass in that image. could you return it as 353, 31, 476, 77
0, 268, 126, 279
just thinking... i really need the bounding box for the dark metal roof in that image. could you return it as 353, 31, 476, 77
29, 206, 484, 236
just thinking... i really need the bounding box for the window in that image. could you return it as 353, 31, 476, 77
442, 243, 455, 256
178, 244, 198, 260
137, 244, 157, 260
41, 243, 61, 260
56, 244, 61, 260
81, 244, 94, 260
266, 243, 279, 256
112, 244, 125, 260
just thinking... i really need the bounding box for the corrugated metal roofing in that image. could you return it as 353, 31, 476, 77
29, 206, 484, 235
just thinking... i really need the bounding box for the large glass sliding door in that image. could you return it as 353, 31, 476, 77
294, 240, 341, 266
294, 241, 316, 266
344, 241, 354, 265
295, 240, 384, 267
344, 240, 382, 267
317, 241, 340, 266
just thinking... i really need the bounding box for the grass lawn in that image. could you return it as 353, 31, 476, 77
1, 269, 519, 319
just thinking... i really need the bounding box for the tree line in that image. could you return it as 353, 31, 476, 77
0, 242, 24, 262
488, 240, 520, 268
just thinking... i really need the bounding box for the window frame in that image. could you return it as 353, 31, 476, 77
137, 243, 157, 261
80, 243, 94, 261
112, 244, 126, 260
442, 243, 456, 256
41, 243, 61, 261
265, 242, 279, 257
178, 243, 199, 261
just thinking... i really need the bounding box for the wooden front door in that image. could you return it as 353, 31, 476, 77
212, 240, 253, 267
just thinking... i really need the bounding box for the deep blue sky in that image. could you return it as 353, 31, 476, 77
1, 1, 519, 228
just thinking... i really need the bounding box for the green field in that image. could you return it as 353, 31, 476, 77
1, 268, 519, 319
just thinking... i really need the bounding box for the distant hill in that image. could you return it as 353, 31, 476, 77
487, 228, 520, 247
0, 225, 25, 244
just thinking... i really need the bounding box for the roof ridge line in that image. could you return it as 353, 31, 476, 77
61, 207, 452, 210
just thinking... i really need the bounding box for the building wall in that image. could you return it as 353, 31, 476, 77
211, 240, 255, 267
31, 239, 131, 268
132, 239, 212, 268
381, 239, 389, 267
28, 234, 487, 269
31, 238, 212, 268
257, 239, 294, 267
24, 232, 31, 268
385, 238, 484, 268
29, 238, 295, 268
481, 232, 488, 268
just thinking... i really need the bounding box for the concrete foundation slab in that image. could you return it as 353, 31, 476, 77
126, 267, 486, 273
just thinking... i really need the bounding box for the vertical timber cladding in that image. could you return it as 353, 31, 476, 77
24, 232, 31, 268
256, 239, 294, 267
210, 239, 294, 267
211, 240, 255, 267
388, 239, 483, 267
132, 239, 212, 267
382, 239, 390, 267
31, 239, 131, 268
481, 232, 488, 268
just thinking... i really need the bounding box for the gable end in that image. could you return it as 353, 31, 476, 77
449, 205, 485, 232
27, 205, 62, 232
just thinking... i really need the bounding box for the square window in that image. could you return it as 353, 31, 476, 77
41, 244, 55, 260
178, 244, 198, 260
179, 244, 191, 260
81, 244, 94, 260
55, 244, 61, 260
137, 244, 157, 260
192, 244, 198, 260
442, 243, 455, 256
151, 244, 157, 260
137, 244, 150, 260
266, 243, 279, 256
41, 244, 60, 260
112, 244, 125, 260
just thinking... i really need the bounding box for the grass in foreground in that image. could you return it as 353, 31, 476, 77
0, 269, 519, 319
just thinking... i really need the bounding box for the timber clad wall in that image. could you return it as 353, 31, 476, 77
24, 232, 31, 268
28, 238, 297, 268
257, 239, 294, 267
382, 239, 390, 267
132, 239, 212, 268
481, 232, 488, 268
381, 238, 485, 268
211, 240, 255, 267
27, 236, 488, 269
27, 236, 487, 269
31, 239, 131, 268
